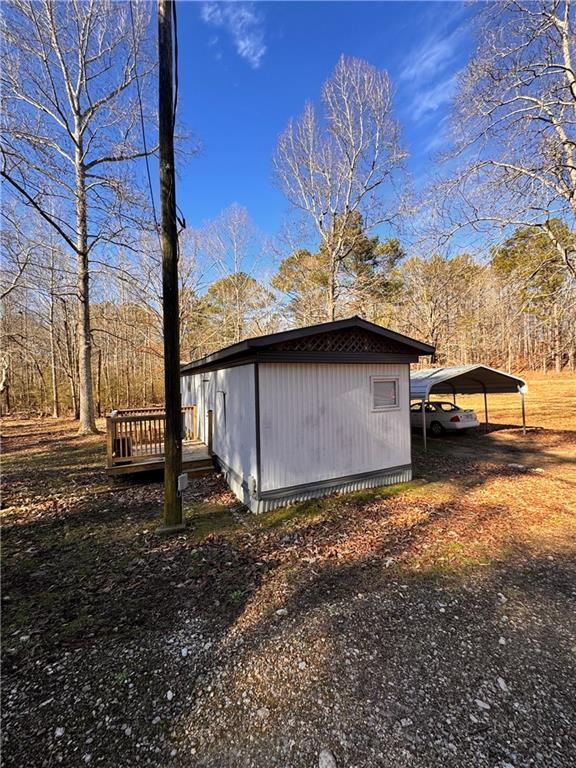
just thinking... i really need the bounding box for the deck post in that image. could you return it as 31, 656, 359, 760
106, 416, 114, 468
207, 409, 213, 456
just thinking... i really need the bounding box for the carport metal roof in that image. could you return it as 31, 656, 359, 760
410, 365, 527, 400
409, 365, 528, 450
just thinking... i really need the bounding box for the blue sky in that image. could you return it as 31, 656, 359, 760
175, 1, 477, 247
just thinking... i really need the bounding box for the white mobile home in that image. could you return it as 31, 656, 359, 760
181, 317, 434, 513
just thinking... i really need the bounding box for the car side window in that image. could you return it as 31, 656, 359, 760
411, 403, 422, 412
425, 403, 436, 412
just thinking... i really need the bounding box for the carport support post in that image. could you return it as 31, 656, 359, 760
421, 397, 427, 452
520, 390, 526, 435
483, 386, 489, 433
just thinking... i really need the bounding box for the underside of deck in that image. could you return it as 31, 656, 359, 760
106, 439, 214, 476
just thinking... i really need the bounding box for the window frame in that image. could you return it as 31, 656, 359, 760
370, 376, 400, 413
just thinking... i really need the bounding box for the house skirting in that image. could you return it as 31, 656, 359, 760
215, 458, 412, 514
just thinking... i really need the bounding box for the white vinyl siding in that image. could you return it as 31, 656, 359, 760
258, 362, 411, 493
181, 364, 257, 497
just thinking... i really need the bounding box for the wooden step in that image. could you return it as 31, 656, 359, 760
186, 466, 216, 479
182, 458, 214, 470
107, 457, 215, 477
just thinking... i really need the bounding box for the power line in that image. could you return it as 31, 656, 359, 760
128, 0, 160, 243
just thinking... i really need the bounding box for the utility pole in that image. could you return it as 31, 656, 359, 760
158, 0, 183, 531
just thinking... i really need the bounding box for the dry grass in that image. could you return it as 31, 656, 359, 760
446, 371, 575, 432
1, 373, 575, 768
2, 371, 574, 641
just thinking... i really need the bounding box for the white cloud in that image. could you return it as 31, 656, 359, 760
400, 23, 467, 123
399, 0, 470, 83
423, 114, 451, 154
412, 72, 459, 121
200, 3, 223, 25
200, 2, 266, 69
399, 31, 460, 84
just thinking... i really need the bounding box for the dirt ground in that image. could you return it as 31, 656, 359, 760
2, 373, 575, 767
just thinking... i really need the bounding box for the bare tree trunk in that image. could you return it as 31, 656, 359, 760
0, 359, 10, 415
553, 308, 562, 373
75, 135, 97, 433
32, 357, 48, 412
142, 342, 148, 405
103, 358, 111, 411
326, 254, 337, 321
150, 351, 156, 403
49, 249, 60, 417
235, 281, 242, 343
124, 337, 131, 406
50, 299, 60, 417
61, 303, 80, 418
96, 348, 102, 417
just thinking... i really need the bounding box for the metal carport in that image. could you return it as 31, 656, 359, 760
410, 365, 528, 450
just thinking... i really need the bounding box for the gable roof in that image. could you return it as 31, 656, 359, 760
181, 316, 435, 374
410, 365, 527, 399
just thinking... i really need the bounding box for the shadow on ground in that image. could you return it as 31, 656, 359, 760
2, 416, 575, 767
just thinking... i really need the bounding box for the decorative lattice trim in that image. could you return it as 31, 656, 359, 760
270, 329, 412, 355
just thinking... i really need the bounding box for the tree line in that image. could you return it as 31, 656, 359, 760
1, 0, 575, 420
2, 206, 574, 416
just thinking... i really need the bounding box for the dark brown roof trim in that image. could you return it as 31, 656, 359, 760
181, 316, 434, 374
181, 351, 419, 375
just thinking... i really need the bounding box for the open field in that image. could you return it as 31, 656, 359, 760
1, 373, 575, 768
442, 372, 575, 433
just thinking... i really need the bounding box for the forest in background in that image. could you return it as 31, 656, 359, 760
1, 0, 575, 419
3, 207, 574, 416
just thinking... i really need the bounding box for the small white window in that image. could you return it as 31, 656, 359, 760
371, 377, 399, 411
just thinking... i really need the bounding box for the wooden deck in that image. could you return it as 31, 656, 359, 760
105, 406, 215, 477
106, 439, 213, 476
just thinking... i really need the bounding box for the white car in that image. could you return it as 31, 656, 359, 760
410, 401, 480, 436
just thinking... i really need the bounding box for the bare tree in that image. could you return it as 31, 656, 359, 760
0, 356, 10, 413
273, 55, 407, 320
202, 204, 268, 343
0, 204, 34, 300
436, 0, 576, 277
1, 0, 155, 432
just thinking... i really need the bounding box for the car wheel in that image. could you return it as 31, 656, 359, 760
429, 421, 443, 437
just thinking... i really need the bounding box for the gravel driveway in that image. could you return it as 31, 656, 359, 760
2, 417, 575, 767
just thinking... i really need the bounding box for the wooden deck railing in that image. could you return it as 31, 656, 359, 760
114, 406, 166, 416
106, 405, 199, 468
